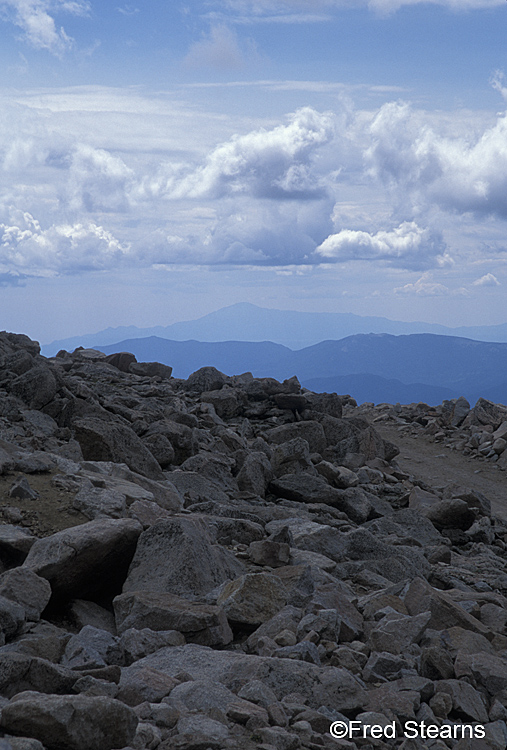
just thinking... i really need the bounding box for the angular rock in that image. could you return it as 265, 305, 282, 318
119, 627, 185, 664
270, 438, 317, 478
369, 611, 431, 654
0, 526, 36, 566
0, 596, 25, 640
237, 451, 273, 495
73, 417, 164, 479
248, 540, 291, 568
0, 569, 51, 622
117, 665, 178, 706
128, 643, 368, 712
265, 421, 327, 455
405, 578, 492, 637
216, 573, 288, 626
129, 361, 173, 379
23, 518, 142, 601
454, 650, 507, 696
0, 653, 77, 697
200, 388, 243, 419
62, 626, 124, 670
0, 691, 138, 750
113, 591, 232, 647
10, 367, 57, 410
436, 679, 489, 723
69, 599, 116, 634
123, 516, 244, 599
73, 485, 127, 520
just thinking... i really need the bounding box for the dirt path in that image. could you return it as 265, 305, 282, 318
373, 421, 507, 521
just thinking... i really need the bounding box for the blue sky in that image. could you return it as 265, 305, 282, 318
1, 0, 507, 343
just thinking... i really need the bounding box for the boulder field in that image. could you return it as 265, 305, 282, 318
0, 333, 504, 748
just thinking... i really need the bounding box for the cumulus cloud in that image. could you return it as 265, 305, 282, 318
366, 100, 507, 220
66, 144, 134, 212
473, 272, 500, 286
315, 221, 447, 269
393, 272, 469, 297
0, 209, 130, 275
0, 0, 90, 53
143, 107, 334, 201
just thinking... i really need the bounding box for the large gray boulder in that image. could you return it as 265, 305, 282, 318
113, 590, 233, 647
265, 421, 327, 455
22, 519, 142, 601
0, 653, 77, 698
72, 417, 164, 479
123, 516, 245, 599
0, 691, 138, 750
130, 644, 367, 712
334, 528, 430, 583
10, 366, 57, 410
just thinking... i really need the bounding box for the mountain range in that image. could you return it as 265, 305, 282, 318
91, 332, 507, 407
41, 305, 507, 406
42, 303, 507, 356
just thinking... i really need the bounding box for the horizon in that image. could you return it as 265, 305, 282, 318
41, 301, 507, 352
1, 1, 507, 341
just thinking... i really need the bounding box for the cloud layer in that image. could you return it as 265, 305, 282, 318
1, 86, 507, 288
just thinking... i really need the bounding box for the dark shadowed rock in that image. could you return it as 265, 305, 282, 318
129, 360, 173, 379
0, 569, 51, 622
103, 352, 137, 373
0, 691, 138, 750
131, 643, 367, 712
22, 519, 142, 601
10, 366, 57, 410
186, 367, 227, 393
265, 421, 327, 455
114, 590, 232, 646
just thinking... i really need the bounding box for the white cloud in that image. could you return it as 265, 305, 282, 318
215, 0, 504, 21
0, 0, 90, 53
366, 100, 507, 220
393, 272, 469, 297
473, 272, 500, 286
3, 85, 507, 282
315, 221, 447, 269
184, 25, 249, 70
152, 107, 334, 201
66, 144, 134, 212
368, 0, 503, 12
0, 209, 131, 275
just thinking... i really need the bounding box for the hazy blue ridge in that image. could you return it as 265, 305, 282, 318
302, 374, 456, 406
41, 303, 507, 357
87, 332, 507, 406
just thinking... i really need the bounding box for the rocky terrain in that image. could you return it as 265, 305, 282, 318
0, 332, 505, 749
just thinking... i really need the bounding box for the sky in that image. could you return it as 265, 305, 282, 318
1, 0, 507, 344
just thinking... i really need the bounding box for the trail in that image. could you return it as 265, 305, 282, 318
373, 421, 507, 522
